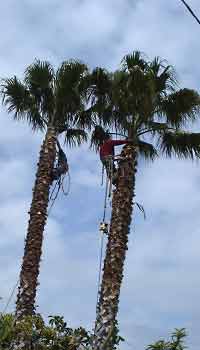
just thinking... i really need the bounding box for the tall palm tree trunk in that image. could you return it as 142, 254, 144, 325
93, 145, 137, 350
15, 127, 57, 319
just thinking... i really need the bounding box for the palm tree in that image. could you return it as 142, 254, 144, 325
92, 52, 200, 350
1, 60, 89, 319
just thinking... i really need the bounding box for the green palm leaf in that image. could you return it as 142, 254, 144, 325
24, 60, 55, 118
2, 76, 29, 114
54, 60, 88, 126
148, 57, 177, 94
89, 67, 113, 127
72, 108, 94, 130
138, 121, 171, 136
1, 59, 91, 142
89, 67, 112, 98
112, 68, 155, 125
121, 51, 148, 72
64, 128, 87, 147
138, 139, 158, 160
25, 60, 54, 90
160, 88, 200, 127
160, 131, 200, 159
1, 76, 46, 130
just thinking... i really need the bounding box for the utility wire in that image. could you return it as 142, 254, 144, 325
180, 0, 200, 25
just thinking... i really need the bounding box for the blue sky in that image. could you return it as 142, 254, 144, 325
0, 0, 200, 349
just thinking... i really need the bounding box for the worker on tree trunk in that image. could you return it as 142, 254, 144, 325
99, 134, 131, 185
52, 140, 68, 181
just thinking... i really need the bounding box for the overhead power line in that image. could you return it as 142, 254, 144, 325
180, 0, 200, 25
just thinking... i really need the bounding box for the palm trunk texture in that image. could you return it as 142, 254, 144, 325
93, 145, 137, 350
15, 127, 56, 319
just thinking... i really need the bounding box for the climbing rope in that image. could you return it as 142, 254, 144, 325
101, 164, 105, 186
95, 153, 138, 318
134, 202, 146, 220
48, 183, 60, 216
95, 232, 104, 315
48, 172, 70, 216
101, 156, 114, 197
95, 172, 110, 313
61, 172, 71, 196
96, 155, 121, 300
47, 141, 70, 216
108, 157, 113, 198
2, 279, 19, 314
102, 173, 109, 222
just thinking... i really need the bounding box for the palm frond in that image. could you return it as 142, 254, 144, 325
112, 68, 155, 124
26, 106, 47, 130
73, 108, 94, 130
64, 128, 87, 147
121, 51, 148, 72
112, 70, 128, 109
55, 60, 88, 123
56, 60, 88, 92
88, 67, 113, 126
1, 59, 92, 134
138, 139, 158, 160
148, 57, 177, 94
25, 60, 54, 90
149, 57, 164, 76
138, 121, 172, 136
171, 328, 187, 343
160, 88, 200, 127
146, 340, 169, 350
89, 67, 111, 96
24, 60, 55, 120
1, 76, 45, 130
160, 131, 200, 159
118, 54, 156, 120
2, 76, 29, 114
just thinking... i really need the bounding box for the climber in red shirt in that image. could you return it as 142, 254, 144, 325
100, 134, 131, 185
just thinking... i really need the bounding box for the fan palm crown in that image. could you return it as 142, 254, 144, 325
2, 59, 89, 143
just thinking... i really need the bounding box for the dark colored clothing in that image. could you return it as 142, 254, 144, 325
58, 148, 67, 165
52, 163, 68, 181
99, 139, 129, 160
52, 149, 68, 181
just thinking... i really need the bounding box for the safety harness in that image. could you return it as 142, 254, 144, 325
48, 140, 70, 215
51, 140, 69, 181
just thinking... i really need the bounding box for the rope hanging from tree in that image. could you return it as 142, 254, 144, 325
1, 279, 19, 314
95, 153, 146, 319
96, 157, 115, 315
48, 140, 70, 215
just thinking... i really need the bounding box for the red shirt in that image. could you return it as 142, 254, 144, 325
100, 139, 129, 159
